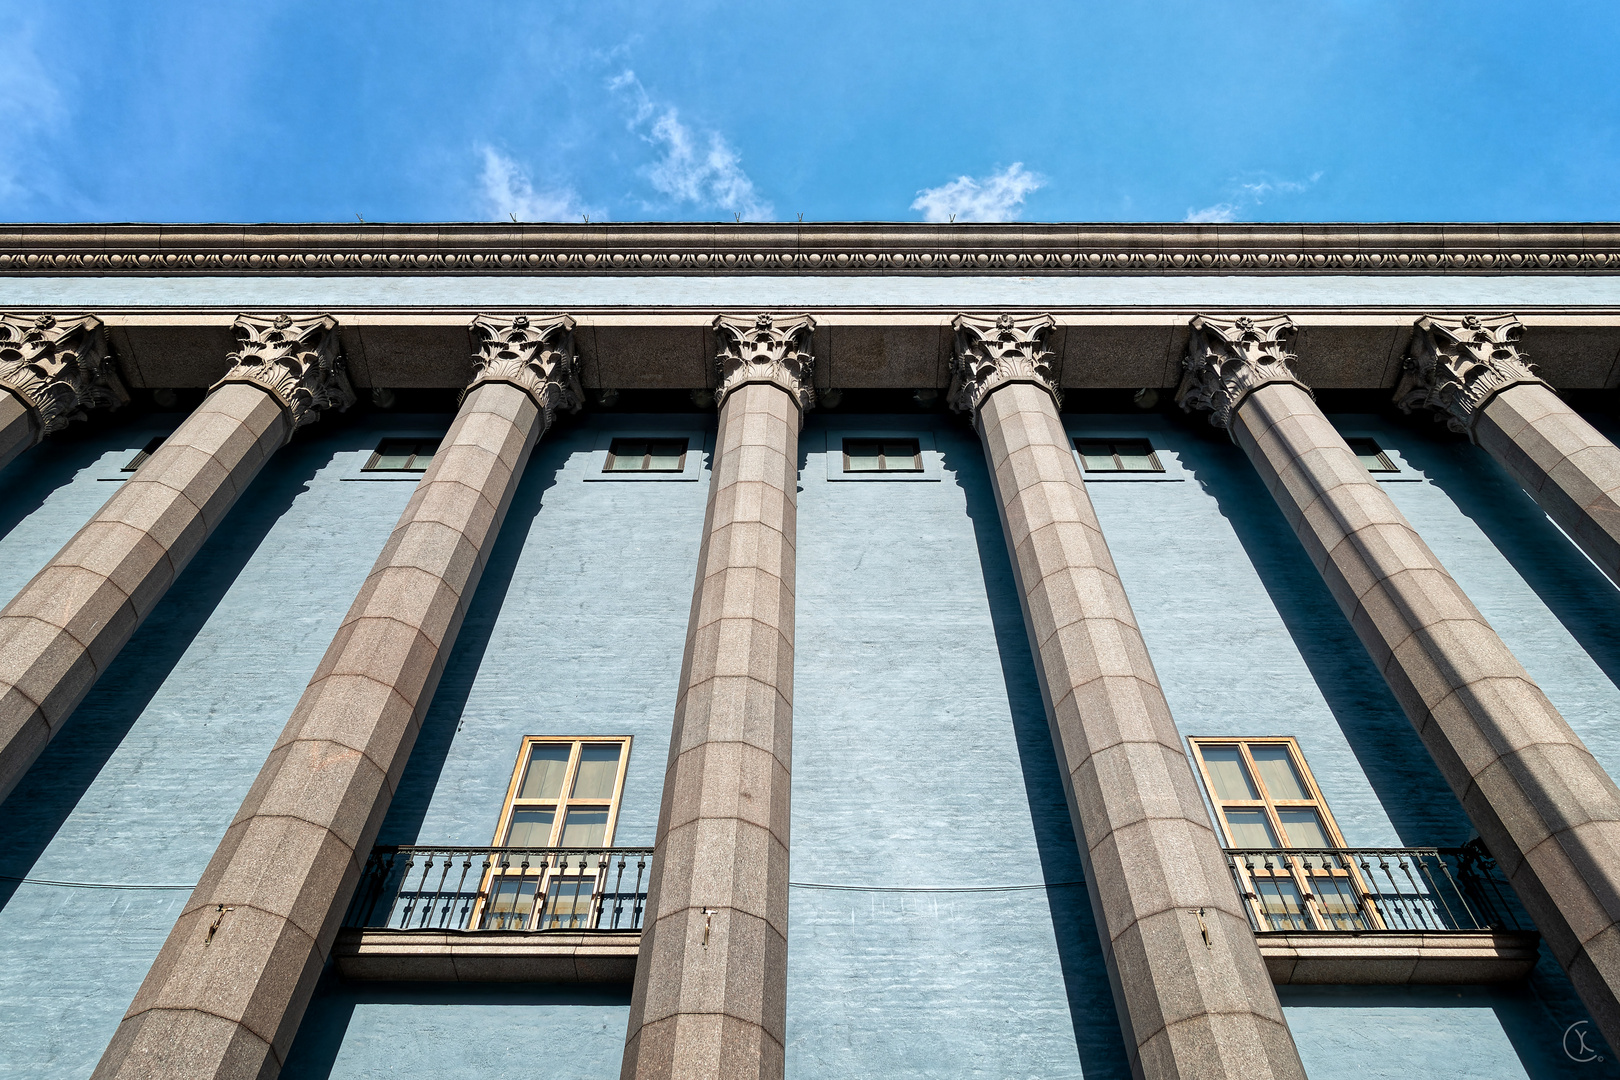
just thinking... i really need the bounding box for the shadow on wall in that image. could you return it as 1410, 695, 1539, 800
939, 428, 1135, 1080
1397, 426, 1620, 693
0, 439, 325, 911
376, 426, 568, 845
1178, 420, 1473, 848
280, 966, 632, 1080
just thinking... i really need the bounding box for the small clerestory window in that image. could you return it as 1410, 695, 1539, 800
842, 437, 922, 473
606, 437, 689, 472
1346, 437, 1398, 473
121, 436, 166, 472
1074, 438, 1163, 473
364, 437, 440, 472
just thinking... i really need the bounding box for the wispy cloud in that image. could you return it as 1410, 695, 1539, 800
609, 70, 772, 221
478, 148, 593, 222
1185, 172, 1324, 223
0, 17, 67, 209
912, 163, 1044, 223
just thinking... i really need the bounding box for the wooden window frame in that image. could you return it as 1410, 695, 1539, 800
1345, 437, 1398, 473
1189, 736, 1379, 932
363, 437, 441, 472
1073, 437, 1164, 473
604, 437, 689, 473
842, 437, 923, 473
474, 736, 633, 931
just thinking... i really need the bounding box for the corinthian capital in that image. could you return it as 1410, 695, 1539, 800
1395, 314, 1544, 436
947, 313, 1059, 415
0, 313, 127, 440
713, 313, 816, 413
1177, 314, 1308, 431
214, 314, 354, 435
467, 314, 582, 428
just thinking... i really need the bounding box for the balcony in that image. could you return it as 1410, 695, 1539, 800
334, 846, 652, 982
1225, 843, 1540, 984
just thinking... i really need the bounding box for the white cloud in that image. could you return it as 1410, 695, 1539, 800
0, 17, 67, 208
1184, 171, 1323, 223
609, 71, 772, 221
478, 148, 593, 222
911, 163, 1044, 223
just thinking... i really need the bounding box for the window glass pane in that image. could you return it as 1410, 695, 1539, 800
372, 440, 414, 470
1224, 809, 1279, 847
504, 808, 555, 847
571, 744, 622, 800
409, 440, 439, 470
1314, 878, 1368, 929
844, 439, 882, 472
1114, 440, 1160, 472
1250, 745, 1309, 801
646, 439, 688, 471
541, 879, 597, 929
1075, 441, 1118, 472
1254, 879, 1309, 930
1201, 746, 1259, 800
560, 808, 609, 847
1346, 437, 1396, 472
122, 436, 166, 472
607, 440, 648, 471
881, 440, 921, 470
519, 743, 571, 800
483, 878, 537, 930
1277, 808, 1332, 848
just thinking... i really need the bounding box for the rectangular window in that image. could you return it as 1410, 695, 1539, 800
477, 737, 631, 931
364, 437, 440, 472
121, 436, 167, 472
1074, 438, 1164, 473
842, 437, 922, 473
1190, 737, 1372, 931
606, 437, 689, 472
1346, 437, 1398, 473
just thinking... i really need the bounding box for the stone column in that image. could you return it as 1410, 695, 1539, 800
0, 314, 350, 805
951, 314, 1305, 1080
92, 315, 581, 1080
0, 312, 127, 472
1181, 313, 1620, 1049
1396, 312, 1620, 586
621, 313, 811, 1080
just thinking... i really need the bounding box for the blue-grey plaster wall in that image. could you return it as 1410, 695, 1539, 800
787, 414, 1130, 1079
0, 413, 435, 1079
286, 414, 710, 1080
1071, 409, 1620, 1079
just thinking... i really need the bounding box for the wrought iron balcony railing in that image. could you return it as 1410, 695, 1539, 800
344, 846, 653, 933
1224, 843, 1528, 934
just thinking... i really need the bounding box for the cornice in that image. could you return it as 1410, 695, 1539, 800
3, 223, 1620, 275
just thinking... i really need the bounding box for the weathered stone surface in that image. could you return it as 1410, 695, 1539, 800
973, 376, 1305, 1080
91, 347, 562, 1078
0, 312, 126, 442
1221, 376, 1620, 1053
623, 379, 800, 1080
0, 389, 34, 473
0, 380, 288, 804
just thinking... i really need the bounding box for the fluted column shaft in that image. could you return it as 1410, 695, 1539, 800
0, 388, 38, 473
976, 381, 1304, 1080
0, 382, 286, 804
622, 381, 796, 1080
1475, 382, 1620, 585
92, 381, 545, 1080
1233, 380, 1620, 1047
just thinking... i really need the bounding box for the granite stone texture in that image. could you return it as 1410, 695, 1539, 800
977, 381, 1305, 1080
0, 389, 38, 473
1230, 380, 1620, 1053
90, 381, 545, 1080
1476, 382, 1620, 588
622, 381, 797, 1080
0, 381, 288, 805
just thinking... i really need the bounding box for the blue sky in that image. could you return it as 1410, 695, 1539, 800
3, 0, 1619, 224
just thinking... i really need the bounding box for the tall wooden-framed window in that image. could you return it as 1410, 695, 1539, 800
1189, 736, 1374, 932
479, 736, 632, 931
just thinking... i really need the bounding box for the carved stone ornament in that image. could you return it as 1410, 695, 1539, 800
0, 312, 127, 440
713, 313, 817, 414
1395, 314, 1544, 437
947, 312, 1060, 415
213, 314, 354, 435
467, 313, 582, 427
1177, 314, 1310, 431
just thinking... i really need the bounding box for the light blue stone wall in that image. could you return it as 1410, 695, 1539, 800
0, 413, 432, 1079
1071, 408, 1620, 1079
285, 414, 710, 1079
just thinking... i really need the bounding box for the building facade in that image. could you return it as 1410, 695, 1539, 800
1, 224, 1620, 1078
